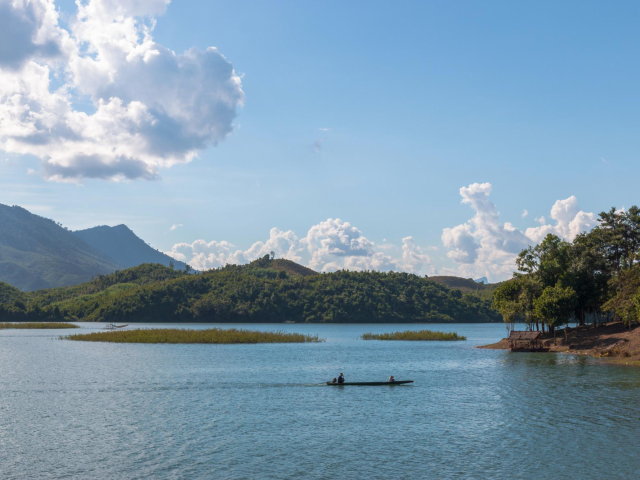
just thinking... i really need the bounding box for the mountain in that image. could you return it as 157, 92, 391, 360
73, 225, 187, 271
0, 204, 120, 291
0, 203, 187, 291
11, 258, 501, 323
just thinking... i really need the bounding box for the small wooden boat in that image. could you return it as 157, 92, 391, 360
105, 323, 128, 330
326, 380, 413, 386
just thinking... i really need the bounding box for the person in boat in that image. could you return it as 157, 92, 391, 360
388, 375, 395, 382
330, 377, 337, 384
337, 373, 345, 384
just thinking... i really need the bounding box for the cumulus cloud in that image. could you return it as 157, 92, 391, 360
0, 0, 243, 181
442, 182, 596, 281
168, 227, 303, 271
400, 236, 432, 274
525, 196, 597, 243
0, 0, 65, 70
167, 218, 433, 274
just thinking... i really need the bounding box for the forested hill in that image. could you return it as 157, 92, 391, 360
0, 258, 501, 323
428, 276, 497, 300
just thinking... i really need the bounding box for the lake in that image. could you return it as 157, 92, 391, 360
1, 322, 639, 479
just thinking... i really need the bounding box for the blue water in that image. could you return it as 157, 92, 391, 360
1, 323, 639, 480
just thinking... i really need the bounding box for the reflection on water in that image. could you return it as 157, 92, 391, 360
1, 322, 639, 480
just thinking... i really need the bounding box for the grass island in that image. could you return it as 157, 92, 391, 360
0, 322, 78, 329
65, 328, 324, 344
362, 329, 466, 341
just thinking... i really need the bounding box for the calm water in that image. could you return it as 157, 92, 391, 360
1, 323, 639, 480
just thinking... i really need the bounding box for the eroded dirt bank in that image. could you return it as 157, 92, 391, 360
479, 322, 640, 366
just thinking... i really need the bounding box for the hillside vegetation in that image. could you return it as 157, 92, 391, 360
0, 257, 500, 323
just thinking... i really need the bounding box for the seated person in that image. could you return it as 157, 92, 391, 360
337, 373, 345, 384
388, 375, 395, 382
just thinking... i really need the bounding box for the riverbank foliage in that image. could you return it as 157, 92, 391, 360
493, 206, 640, 333
362, 330, 466, 341
0, 322, 77, 329
0, 258, 500, 323
66, 328, 323, 343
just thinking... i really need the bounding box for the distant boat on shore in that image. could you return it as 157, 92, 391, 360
104, 323, 128, 330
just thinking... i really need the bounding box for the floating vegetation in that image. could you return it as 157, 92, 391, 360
0, 322, 78, 329
361, 329, 466, 341
66, 328, 324, 344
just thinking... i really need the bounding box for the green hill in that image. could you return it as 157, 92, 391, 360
428, 275, 498, 300
4, 257, 500, 323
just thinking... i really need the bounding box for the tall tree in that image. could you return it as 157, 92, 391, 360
533, 285, 577, 336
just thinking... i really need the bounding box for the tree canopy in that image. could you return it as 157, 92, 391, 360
494, 206, 640, 331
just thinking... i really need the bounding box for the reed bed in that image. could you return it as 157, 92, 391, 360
361, 329, 466, 341
66, 328, 324, 344
0, 322, 78, 329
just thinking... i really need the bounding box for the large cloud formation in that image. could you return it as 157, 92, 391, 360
167, 183, 597, 281
168, 185, 597, 281
442, 183, 596, 280
169, 218, 405, 273
0, 0, 243, 181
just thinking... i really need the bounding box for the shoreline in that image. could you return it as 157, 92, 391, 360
478, 322, 640, 366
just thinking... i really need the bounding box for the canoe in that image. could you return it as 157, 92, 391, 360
326, 380, 413, 386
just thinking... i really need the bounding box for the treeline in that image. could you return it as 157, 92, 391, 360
0, 258, 500, 323
493, 206, 640, 333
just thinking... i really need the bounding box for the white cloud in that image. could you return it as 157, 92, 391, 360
164, 182, 598, 282
400, 236, 431, 273
521, 209, 528, 218
0, 0, 243, 181
0, 0, 66, 70
169, 223, 182, 231
168, 227, 303, 271
525, 196, 597, 243
441, 183, 596, 281
167, 218, 435, 275
303, 218, 375, 270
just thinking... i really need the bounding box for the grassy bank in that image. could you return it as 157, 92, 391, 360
362, 329, 466, 341
0, 322, 78, 329
66, 328, 324, 344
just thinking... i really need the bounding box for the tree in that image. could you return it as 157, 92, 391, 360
562, 232, 610, 325
593, 206, 640, 273
602, 265, 640, 327
492, 276, 542, 331
516, 234, 570, 288
533, 285, 576, 336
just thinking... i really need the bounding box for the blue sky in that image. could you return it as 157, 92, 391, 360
0, 0, 638, 280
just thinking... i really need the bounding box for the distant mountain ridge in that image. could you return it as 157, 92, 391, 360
73, 225, 187, 271
0, 204, 119, 290
0, 203, 186, 291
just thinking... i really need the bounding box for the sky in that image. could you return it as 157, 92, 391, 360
0, 0, 639, 281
